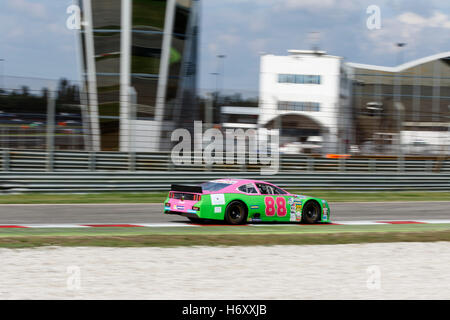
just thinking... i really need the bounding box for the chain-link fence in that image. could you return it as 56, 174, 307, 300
0, 76, 87, 151
0, 75, 449, 173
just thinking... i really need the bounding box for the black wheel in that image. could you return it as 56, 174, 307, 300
225, 201, 248, 225
301, 201, 321, 224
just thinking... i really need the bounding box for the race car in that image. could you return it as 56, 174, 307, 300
164, 179, 330, 225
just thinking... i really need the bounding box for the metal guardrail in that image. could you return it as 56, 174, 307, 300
0, 149, 449, 193
0, 171, 449, 193
1, 149, 449, 173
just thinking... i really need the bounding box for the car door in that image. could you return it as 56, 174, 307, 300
254, 183, 291, 222
235, 182, 262, 219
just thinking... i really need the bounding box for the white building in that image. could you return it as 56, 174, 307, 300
221, 106, 259, 129
258, 50, 352, 154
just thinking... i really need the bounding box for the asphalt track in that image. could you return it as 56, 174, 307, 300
0, 202, 448, 225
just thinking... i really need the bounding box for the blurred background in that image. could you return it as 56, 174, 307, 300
0, 0, 449, 174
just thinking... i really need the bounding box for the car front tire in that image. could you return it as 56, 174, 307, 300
301, 200, 321, 224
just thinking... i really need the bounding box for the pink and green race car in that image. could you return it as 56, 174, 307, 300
164, 179, 330, 225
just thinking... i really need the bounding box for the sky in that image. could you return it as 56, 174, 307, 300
1, 0, 450, 94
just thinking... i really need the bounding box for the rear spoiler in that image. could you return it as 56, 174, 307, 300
171, 184, 203, 193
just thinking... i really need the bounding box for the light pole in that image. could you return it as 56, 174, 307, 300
394, 43, 406, 105
0, 59, 5, 93
308, 31, 321, 51
209, 72, 219, 126
128, 86, 137, 171
209, 55, 226, 126
216, 54, 226, 100
210, 72, 219, 98
46, 91, 56, 171
447, 105, 450, 156
396, 43, 407, 65
394, 102, 404, 172
394, 43, 406, 161
216, 54, 226, 125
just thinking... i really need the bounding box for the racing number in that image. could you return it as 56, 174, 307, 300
264, 197, 276, 216
276, 197, 287, 216
264, 196, 287, 217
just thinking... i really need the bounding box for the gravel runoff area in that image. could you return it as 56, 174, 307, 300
0, 242, 449, 300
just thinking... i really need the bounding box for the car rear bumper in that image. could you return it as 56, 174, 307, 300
164, 209, 199, 219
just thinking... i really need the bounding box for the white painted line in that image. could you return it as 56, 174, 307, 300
413, 219, 450, 224
0, 220, 449, 228
250, 224, 301, 227
334, 221, 389, 225
330, 201, 450, 204
0, 201, 448, 207
0, 203, 162, 207
137, 223, 199, 227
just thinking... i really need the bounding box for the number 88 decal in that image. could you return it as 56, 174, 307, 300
264, 196, 287, 217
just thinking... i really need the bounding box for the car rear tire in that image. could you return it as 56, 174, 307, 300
301, 200, 321, 224
225, 201, 248, 225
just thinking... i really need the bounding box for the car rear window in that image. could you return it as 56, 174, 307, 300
201, 182, 231, 192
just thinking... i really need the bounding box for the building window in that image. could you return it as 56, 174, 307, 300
278, 101, 320, 112
278, 74, 321, 84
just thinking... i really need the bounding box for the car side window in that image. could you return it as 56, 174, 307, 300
273, 186, 287, 195
256, 183, 274, 194
238, 183, 258, 194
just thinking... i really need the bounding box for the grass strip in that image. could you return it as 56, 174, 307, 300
0, 191, 449, 204
1, 223, 450, 237
0, 224, 449, 248
0, 231, 449, 248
